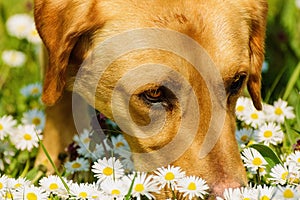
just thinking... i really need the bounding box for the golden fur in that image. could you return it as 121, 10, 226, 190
34, 0, 268, 198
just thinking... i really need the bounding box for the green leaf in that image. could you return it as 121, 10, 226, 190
25, 167, 39, 180
296, 96, 300, 127
249, 144, 282, 172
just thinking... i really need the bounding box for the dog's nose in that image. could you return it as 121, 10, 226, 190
210, 180, 244, 198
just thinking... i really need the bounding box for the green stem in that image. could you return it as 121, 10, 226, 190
125, 172, 137, 200
19, 154, 30, 178
283, 62, 300, 100
31, 170, 44, 184
171, 187, 177, 200
256, 169, 261, 185
264, 66, 286, 103
37, 133, 70, 194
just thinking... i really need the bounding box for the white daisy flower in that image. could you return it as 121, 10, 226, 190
254, 122, 284, 146
0, 115, 16, 140
243, 106, 265, 128
296, 0, 300, 9
257, 185, 276, 200
2, 189, 16, 200
92, 157, 124, 183
235, 97, 252, 120
274, 186, 300, 200
73, 129, 97, 159
222, 187, 242, 200
14, 185, 48, 200
269, 99, 295, 123
235, 128, 253, 145
26, 23, 42, 44
110, 134, 130, 152
129, 172, 160, 200
73, 129, 91, 145
69, 183, 99, 199
0, 175, 9, 194
261, 103, 275, 122
241, 148, 267, 173
257, 167, 268, 177
154, 165, 186, 190
22, 109, 45, 130
64, 157, 90, 174
7, 177, 31, 190
100, 178, 129, 200
10, 124, 42, 151
240, 187, 258, 200
117, 148, 134, 172
6, 14, 33, 39
269, 163, 299, 185
39, 175, 68, 195
176, 176, 209, 200
1, 50, 26, 67
20, 83, 42, 98
92, 143, 108, 160
286, 151, 300, 168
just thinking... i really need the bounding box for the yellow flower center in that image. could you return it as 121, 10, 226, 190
252, 157, 263, 166
165, 172, 175, 181
263, 130, 273, 138
291, 177, 300, 184
0, 123, 3, 131
32, 117, 41, 126
4, 192, 13, 199
31, 88, 39, 95
83, 137, 90, 144
0, 182, 3, 189
243, 198, 251, 200
297, 158, 300, 163
49, 183, 59, 190
259, 168, 265, 173
135, 184, 144, 192
111, 189, 121, 195
30, 29, 39, 37
10, 52, 18, 62
79, 192, 88, 198
241, 135, 249, 142
103, 167, 113, 176
14, 183, 22, 188
281, 171, 288, 180
283, 189, 294, 198
275, 107, 283, 115
71, 162, 81, 169
236, 105, 245, 112
260, 195, 270, 200
187, 182, 197, 190
26, 192, 37, 200
24, 133, 32, 141
116, 142, 125, 148
17, 25, 26, 33
251, 113, 259, 120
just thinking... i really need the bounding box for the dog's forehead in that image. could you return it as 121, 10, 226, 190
94, 0, 251, 76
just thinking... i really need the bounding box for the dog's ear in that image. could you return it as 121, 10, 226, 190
245, 0, 268, 110
34, 0, 104, 105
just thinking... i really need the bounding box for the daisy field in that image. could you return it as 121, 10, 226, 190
0, 0, 300, 199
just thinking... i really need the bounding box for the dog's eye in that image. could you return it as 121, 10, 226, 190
230, 73, 247, 94
142, 88, 164, 103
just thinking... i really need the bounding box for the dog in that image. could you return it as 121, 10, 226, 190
34, 0, 267, 198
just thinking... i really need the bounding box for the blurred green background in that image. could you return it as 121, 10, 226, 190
0, 0, 299, 116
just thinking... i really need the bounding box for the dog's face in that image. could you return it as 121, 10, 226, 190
35, 0, 267, 197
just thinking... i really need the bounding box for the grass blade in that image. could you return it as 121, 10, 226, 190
283, 62, 300, 100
